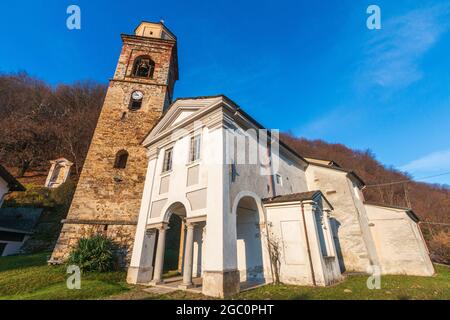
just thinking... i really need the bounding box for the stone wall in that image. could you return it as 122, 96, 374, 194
53, 223, 137, 266
50, 33, 178, 265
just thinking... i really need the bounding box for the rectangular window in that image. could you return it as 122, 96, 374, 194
189, 135, 201, 163
162, 148, 173, 172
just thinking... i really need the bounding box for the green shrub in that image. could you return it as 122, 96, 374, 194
68, 235, 117, 272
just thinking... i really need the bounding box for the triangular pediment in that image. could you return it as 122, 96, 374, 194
159, 106, 203, 132
142, 96, 224, 146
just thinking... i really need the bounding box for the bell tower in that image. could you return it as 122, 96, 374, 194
51, 22, 178, 265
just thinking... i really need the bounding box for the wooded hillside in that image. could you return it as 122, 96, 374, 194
0, 73, 448, 263
0, 73, 106, 179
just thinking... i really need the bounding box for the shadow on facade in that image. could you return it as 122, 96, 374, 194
330, 218, 346, 273
236, 196, 266, 286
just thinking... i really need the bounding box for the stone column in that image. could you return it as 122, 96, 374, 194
151, 223, 168, 285
178, 220, 186, 273
179, 222, 195, 289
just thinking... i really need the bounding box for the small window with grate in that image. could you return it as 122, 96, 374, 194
114, 150, 128, 169
275, 173, 283, 186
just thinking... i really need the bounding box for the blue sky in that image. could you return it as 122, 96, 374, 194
1, 0, 449, 185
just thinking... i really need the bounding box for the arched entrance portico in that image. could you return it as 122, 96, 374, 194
163, 207, 185, 274
150, 202, 205, 290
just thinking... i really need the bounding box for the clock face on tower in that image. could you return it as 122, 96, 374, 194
132, 90, 144, 100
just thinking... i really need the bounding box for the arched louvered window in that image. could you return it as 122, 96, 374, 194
132, 56, 155, 78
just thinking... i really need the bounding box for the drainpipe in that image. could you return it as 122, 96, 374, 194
266, 136, 276, 198
263, 131, 276, 283
301, 202, 316, 286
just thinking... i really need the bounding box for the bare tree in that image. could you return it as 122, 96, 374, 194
0, 73, 105, 177
263, 222, 282, 285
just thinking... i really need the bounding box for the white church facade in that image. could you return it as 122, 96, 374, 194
126, 95, 434, 298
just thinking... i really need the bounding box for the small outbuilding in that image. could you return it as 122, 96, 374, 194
44, 158, 73, 188
262, 191, 342, 286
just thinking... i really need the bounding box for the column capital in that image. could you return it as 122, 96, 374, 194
184, 215, 206, 225
149, 222, 169, 232
159, 223, 169, 231
185, 221, 196, 229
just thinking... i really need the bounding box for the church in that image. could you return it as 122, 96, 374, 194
50, 21, 434, 298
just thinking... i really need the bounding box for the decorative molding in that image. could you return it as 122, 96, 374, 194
146, 221, 169, 230
61, 219, 138, 226
185, 215, 207, 224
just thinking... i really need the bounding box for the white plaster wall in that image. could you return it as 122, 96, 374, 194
227, 128, 309, 207
146, 125, 211, 225
0, 177, 9, 207
272, 151, 309, 196
305, 165, 373, 272
264, 204, 313, 285
264, 203, 341, 286
365, 205, 434, 276
227, 128, 272, 204
202, 127, 236, 272
224, 127, 309, 283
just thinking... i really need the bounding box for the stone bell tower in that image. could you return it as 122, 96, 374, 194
50, 21, 178, 265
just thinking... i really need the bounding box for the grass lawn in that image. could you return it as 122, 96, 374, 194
0, 252, 128, 300
1, 252, 449, 300
235, 265, 450, 300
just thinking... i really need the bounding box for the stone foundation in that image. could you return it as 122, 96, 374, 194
202, 270, 240, 298
127, 265, 154, 284
51, 222, 137, 267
